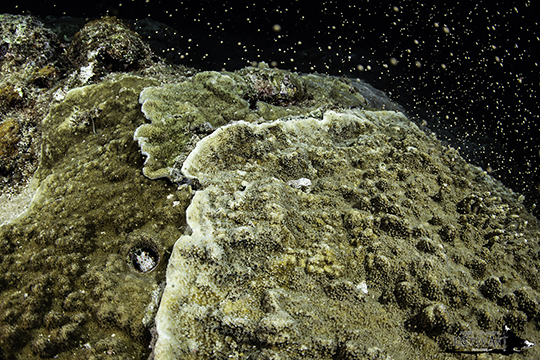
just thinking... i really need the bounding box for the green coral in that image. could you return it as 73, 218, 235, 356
0, 75, 190, 358
154, 108, 540, 359
0, 15, 538, 360
134, 71, 253, 179
134, 64, 401, 181
0, 118, 20, 173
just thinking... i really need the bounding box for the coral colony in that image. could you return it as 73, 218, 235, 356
0, 12, 538, 360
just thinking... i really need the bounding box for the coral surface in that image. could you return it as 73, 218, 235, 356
134, 63, 402, 181
0, 13, 538, 360
0, 75, 190, 358
0, 14, 66, 196
66, 16, 155, 84
155, 110, 540, 359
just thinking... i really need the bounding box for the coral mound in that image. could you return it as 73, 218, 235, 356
154, 109, 540, 359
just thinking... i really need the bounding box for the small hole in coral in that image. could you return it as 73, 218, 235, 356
128, 245, 160, 273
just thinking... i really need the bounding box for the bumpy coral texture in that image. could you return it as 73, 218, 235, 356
155, 110, 540, 359
66, 16, 154, 81
133, 65, 402, 181
0, 76, 189, 359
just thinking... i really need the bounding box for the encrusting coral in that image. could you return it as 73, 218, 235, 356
0, 13, 538, 360
134, 63, 402, 181
153, 109, 540, 359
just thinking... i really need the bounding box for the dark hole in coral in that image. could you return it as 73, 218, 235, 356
0, 43, 9, 59
128, 245, 160, 273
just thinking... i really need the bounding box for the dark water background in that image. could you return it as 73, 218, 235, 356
6, 0, 540, 217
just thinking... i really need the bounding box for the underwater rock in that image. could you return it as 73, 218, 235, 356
66, 16, 155, 84
154, 109, 540, 359
0, 14, 62, 71
236, 64, 308, 106
0, 14, 67, 197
